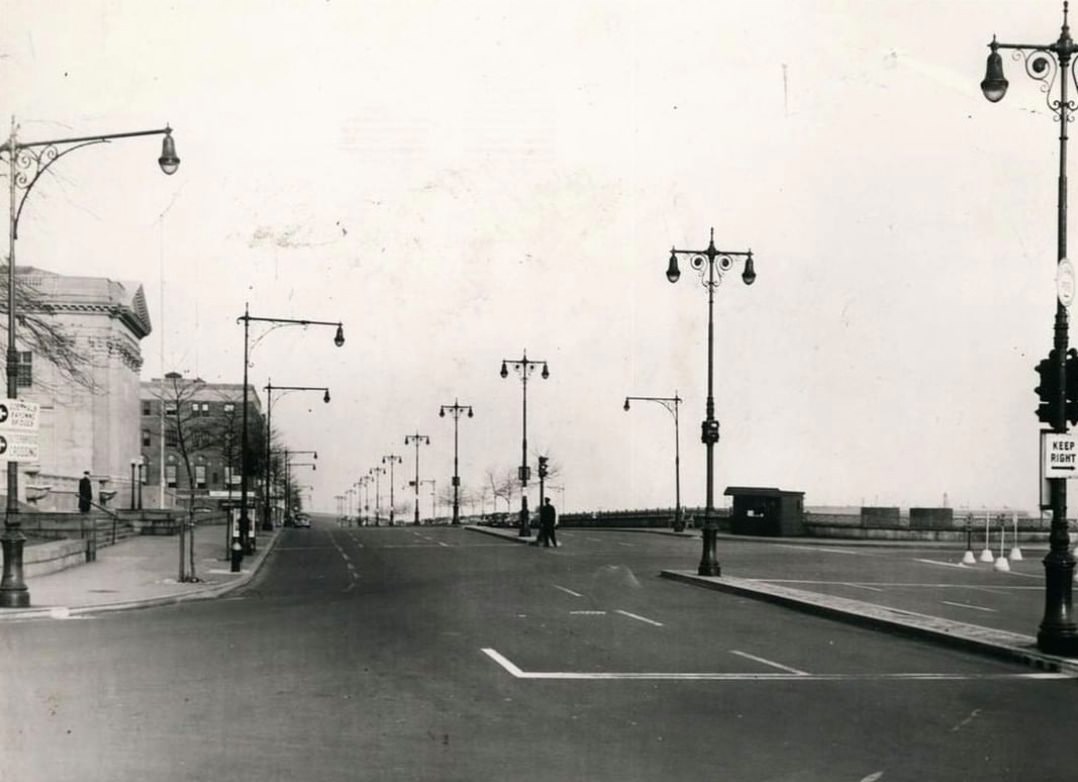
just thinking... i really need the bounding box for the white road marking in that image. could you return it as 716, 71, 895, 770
439, 542, 451, 547
730, 650, 808, 675
916, 558, 969, 569
616, 542, 635, 547
916, 559, 1040, 578
615, 609, 664, 627
841, 583, 884, 592
480, 649, 1071, 681
554, 585, 584, 598
941, 600, 996, 613
570, 610, 608, 616
774, 544, 869, 556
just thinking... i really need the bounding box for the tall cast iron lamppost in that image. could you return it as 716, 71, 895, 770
0, 120, 179, 608
667, 228, 755, 576
624, 392, 684, 531
370, 465, 386, 525
263, 381, 329, 530
382, 454, 402, 525
237, 305, 343, 562
981, 2, 1078, 655
404, 432, 430, 525
439, 399, 474, 525
500, 351, 549, 537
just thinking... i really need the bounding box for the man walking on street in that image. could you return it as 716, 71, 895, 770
540, 497, 558, 548
78, 471, 93, 513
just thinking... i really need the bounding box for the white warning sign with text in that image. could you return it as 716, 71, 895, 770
1043, 432, 1078, 479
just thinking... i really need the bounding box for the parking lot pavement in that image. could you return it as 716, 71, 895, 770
0, 526, 279, 621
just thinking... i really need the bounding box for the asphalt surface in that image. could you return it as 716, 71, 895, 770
4, 517, 1078, 781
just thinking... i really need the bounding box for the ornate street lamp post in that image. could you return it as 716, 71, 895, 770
382, 455, 402, 525
624, 393, 684, 531
370, 465, 386, 525
404, 432, 431, 525
981, 2, 1078, 655
263, 382, 329, 531
500, 351, 549, 537
237, 306, 343, 562
0, 120, 179, 608
666, 228, 756, 576
439, 399, 474, 525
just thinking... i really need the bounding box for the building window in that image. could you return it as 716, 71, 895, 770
201, 403, 211, 416
223, 403, 235, 413
164, 401, 177, 416
15, 351, 31, 388
142, 401, 152, 416
195, 465, 206, 489
141, 429, 151, 447
165, 428, 178, 447
165, 465, 177, 488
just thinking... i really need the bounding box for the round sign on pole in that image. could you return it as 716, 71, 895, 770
1058, 258, 1075, 308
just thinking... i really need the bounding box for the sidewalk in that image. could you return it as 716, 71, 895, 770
0, 526, 280, 621
465, 524, 1078, 674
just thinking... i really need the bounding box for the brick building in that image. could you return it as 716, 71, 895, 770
139, 375, 263, 512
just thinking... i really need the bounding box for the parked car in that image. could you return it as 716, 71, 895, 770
294, 513, 311, 528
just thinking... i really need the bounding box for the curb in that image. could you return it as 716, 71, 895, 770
0, 531, 283, 621
661, 569, 1078, 675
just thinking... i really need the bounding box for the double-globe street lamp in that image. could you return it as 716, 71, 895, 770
237, 305, 343, 561
981, 3, 1078, 655
369, 465, 385, 525
624, 392, 684, 531
0, 120, 179, 608
500, 351, 549, 537
382, 454, 402, 525
439, 399, 474, 525
263, 381, 329, 531
667, 228, 756, 576
404, 432, 430, 525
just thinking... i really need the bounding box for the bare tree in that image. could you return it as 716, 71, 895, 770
157, 372, 213, 582
1, 266, 98, 389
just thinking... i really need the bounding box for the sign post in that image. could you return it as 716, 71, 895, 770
0, 400, 39, 462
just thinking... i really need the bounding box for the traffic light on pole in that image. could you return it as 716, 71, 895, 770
1066, 348, 1078, 426
1036, 350, 1061, 425
537, 456, 548, 479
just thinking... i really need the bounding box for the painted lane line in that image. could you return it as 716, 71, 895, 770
916, 558, 1040, 578
841, 583, 884, 592
730, 650, 808, 675
941, 600, 996, 613
570, 610, 608, 616
615, 609, 664, 627
554, 585, 584, 598
774, 544, 870, 556
480, 649, 1072, 681
616, 542, 635, 547
438, 541, 451, 547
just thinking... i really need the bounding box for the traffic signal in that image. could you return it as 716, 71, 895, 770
1067, 348, 1078, 426
537, 456, 548, 479
1036, 350, 1061, 425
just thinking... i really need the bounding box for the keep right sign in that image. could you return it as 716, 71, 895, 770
1044, 432, 1078, 478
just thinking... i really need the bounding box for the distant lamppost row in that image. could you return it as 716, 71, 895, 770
382, 455, 402, 525
237, 306, 343, 562
624, 392, 684, 531
404, 432, 431, 525
439, 399, 474, 525
263, 381, 329, 530
0, 119, 179, 608
666, 228, 756, 576
370, 465, 386, 525
500, 351, 549, 537
981, 2, 1078, 655
358, 474, 372, 525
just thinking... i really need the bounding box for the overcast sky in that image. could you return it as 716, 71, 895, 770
1, 1, 1070, 515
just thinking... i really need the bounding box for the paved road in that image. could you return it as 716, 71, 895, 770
3, 517, 1076, 781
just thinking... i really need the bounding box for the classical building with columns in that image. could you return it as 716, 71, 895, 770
1, 266, 150, 511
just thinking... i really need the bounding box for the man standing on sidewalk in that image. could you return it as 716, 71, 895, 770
540, 497, 558, 548
78, 471, 93, 513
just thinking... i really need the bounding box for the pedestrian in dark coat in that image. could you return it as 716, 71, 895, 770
78, 471, 93, 513
540, 497, 558, 548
